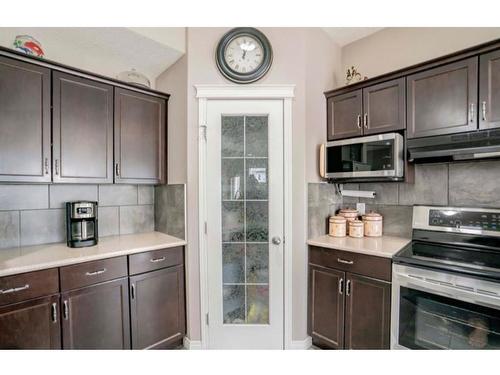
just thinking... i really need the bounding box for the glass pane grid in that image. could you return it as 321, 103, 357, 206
221, 115, 269, 325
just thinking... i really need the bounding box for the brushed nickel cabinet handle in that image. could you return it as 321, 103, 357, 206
85, 268, 106, 276
131, 284, 136, 299
482, 101, 487, 121
51, 302, 58, 323
150, 256, 166, 263
469, 103, 475, 123
115, 163, 120, 177
337, 258, 354, 265
63, 300, 69, 320
0, 284, 30, 295
339, 278, 344, 295
44, 158, 49, 175
363, 113, 368, 129
356, 115, 362, 129
55, 159, 60, 175
346, 279, 352, 296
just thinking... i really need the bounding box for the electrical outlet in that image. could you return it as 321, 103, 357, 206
356, 203, 366, 215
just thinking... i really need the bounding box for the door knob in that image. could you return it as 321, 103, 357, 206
272, 236, 281, 245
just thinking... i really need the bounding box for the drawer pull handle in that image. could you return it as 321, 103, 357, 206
63, 300, 69, 320
150, 256, 166, 263
0, 284, 30, 295
51, 302, 58, 323
339, 278, 344, 295
85, 268, 107, 276
337, 258, 354, 265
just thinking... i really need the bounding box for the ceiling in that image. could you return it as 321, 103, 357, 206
322, 27, 384, 47
0, 28, 186, 86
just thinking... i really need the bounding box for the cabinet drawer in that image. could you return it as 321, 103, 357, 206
60, 256, 127, 291
0, 268, 59, 306
129, 247, 183, 276
309, 246, 391, 282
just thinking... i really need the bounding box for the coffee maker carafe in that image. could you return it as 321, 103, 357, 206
66, 201, 98, 248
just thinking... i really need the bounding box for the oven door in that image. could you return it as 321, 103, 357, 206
392, 264, 500, 350
324, 133, 404, 179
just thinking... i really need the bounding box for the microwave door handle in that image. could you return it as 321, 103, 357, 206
319, 144, 326, 179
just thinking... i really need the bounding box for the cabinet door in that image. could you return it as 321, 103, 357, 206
114, 88, 166, 184
344, 273, 391, 350
52, 72, 113, 183
61, 278, 130, 349
407, 57, 478, 139
0, 295, 60, 349
308, 265, 345, 349
0, 56, 51, 182
130, 265, 185, 349
479, 49, 500, 130
327, 89, 363, 140
363, 78, 405, 135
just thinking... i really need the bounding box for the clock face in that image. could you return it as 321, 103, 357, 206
216, 28, 273, 84
224, 36, 264, 74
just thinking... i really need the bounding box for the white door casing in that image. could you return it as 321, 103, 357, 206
196, 85, 294, 349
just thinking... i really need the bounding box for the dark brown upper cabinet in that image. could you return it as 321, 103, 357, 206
114, 88, 166, 184
407, 57, 478, 139
61, 277, 130, 349
362, 78, 406, 135
130, 265, 185, 349
0, 295, 61, 349
344, 273, 391, 350
327, 89, 363, 140
0, 56, 51, 182
52, 72, 113, 183
308, 265, 345, 349
480, 49, 500, 130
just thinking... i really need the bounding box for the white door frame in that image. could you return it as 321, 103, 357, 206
196, 84, 295, 349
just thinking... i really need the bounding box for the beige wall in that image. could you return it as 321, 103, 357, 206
158, 27, 340, 342
341, 27, 500, 82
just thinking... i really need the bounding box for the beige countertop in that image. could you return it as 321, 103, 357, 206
307, 234, 411, 258
0, 232, 187, 277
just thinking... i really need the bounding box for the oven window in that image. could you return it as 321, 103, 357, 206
326, 139, 394, 174
399, 287, 500, 349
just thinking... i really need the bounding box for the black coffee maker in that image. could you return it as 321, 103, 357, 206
66, 201, 98, 248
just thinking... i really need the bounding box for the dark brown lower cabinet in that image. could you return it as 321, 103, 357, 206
308, 246, 392, 350
61, 277, 130, 349
130, 265, 185, 349
0, 295, 61, 349
344, 273, 391, 349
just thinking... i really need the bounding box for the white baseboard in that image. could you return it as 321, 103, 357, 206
183, 336, 203, 350
289, 336, 312, 350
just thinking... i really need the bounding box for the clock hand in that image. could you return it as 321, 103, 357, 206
242, 50, 247, 60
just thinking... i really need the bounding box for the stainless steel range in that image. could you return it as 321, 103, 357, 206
391, 206, 500, 350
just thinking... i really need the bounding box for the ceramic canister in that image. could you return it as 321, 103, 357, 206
329, 215, 347, 237
339, 208, 359, 222
348, 219, 364, 238
362, 212, 383, 237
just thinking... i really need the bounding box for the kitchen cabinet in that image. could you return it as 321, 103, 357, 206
327, 79, 405, 140
327, 89, 363, 140
344, 273, 391, 349
52, 72, 114, 183
362, 78, 405, 135
308, 265, 344, 349
480, 49, 500, 130
308, 246, 391, 350
407, 57, 478, 139
0, 295, 61, 349
61, 277, 130, 349
0, 55, 51, 182
130, 265, 185, 349
114, 88, 166, 184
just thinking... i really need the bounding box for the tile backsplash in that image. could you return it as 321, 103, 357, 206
308, 159, 500, 239
0, 184, 155, 249
155, 184, 186, 240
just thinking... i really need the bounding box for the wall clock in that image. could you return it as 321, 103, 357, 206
216, 28, 273, 84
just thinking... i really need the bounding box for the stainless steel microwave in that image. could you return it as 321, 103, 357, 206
319, 133, 404, 181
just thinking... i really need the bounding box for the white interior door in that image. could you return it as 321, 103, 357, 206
205, 99, 284, 349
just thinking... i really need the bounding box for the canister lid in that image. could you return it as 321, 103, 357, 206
340, 208, 358, 214
349, 219, 364, 227
362, 212, 383, 221
329, 215, 346, 223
